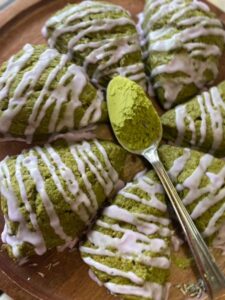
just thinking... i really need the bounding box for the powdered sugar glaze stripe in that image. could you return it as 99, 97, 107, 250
0, 44, 104, 143
43, 1, 146, 89
174, 86, 225, 153
80, 172, 171, 300
142, 0, 225, 107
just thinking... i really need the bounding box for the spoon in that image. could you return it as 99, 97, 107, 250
107, 76, 225, 300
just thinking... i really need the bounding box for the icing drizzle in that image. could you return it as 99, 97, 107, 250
0, 44, 103, 143
173, 85, 225, 153
80, 172, 171, 300
0, 140, 120, 258
142, 0, 225, 108
167, 146, 225, 238
42, 1, 146, 89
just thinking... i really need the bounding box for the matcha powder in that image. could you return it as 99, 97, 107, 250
107, 76, 161, 152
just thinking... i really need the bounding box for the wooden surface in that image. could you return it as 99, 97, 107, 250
0, 1, 225, 300
208, 0, 225, 12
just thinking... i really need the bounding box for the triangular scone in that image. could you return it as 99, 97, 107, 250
80, 171, 171, 300
141, 0, 225, 109
0, 140, 142, 260
42, 1, 146, 89
159, 144, 225, 244
161, 81, 225, 157
0, 44, 107, 143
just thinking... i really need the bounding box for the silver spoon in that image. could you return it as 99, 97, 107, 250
107, 77, 225, 300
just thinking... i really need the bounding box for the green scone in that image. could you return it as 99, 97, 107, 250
0, 139, 139, 260
141, 0, 225, 109
161, 81, 225, 157
42, 1, 146, 89
158, 144, 225, 245
0, 44, 107, 143
80, 171, 171, 300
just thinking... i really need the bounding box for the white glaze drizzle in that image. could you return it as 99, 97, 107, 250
174, 105, 186, 145
94, 140, 119, 183
208, 87, 225, 150
87, 227, 166, 254
120, 176, 167, 212
81, 221, 170, 268
23, 152, 73, 244
173, 86, 225, 152
0, 141, 119, 257
0, 157, 47, 257
143, 0, 225, 107
80, 173, 171, 300
103, 205, 170, 237
168, 148, 191, 181
79, 90, 103, 128
47, 145, 95, 220
88, 269, 103, 287
181, 154, 213, 205
42, 1, 127, 31
15, 155, 46, 253
76, 141, 115, 196
83, 257, 144, 285
168, 147, 225, 238
35, 146, 90, 223
119, 190, 166, 212
197, 94, 207, 146
0, 44, 34, 100
151, 54, 218, 109
0, 45, 57, 134
69, 145, 98, 213
105, 282, 166, 300
177, 15, 222, 28
0, 44, 103, 143
43, 1, 146, 88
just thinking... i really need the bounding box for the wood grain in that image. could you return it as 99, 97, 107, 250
0, 1, 225, 300
208, 0, 225, 12
0, 0, 43, 28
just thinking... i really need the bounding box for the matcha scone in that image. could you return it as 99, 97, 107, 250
161, 81, 225, 157
159, 144, 225, 245
0, 139, 142, 260
42, 1, 146, 89
141, 0, 225, 109
0, 44, 107, 143
80, 171, 171, 300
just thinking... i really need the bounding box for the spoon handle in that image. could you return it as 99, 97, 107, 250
143, 147, 225, 300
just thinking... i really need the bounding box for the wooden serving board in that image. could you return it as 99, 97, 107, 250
0, 1, 225, 300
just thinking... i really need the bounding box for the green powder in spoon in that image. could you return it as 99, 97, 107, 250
107, 76, 162, 152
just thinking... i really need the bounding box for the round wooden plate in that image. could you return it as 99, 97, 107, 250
0, 1, 225, 299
